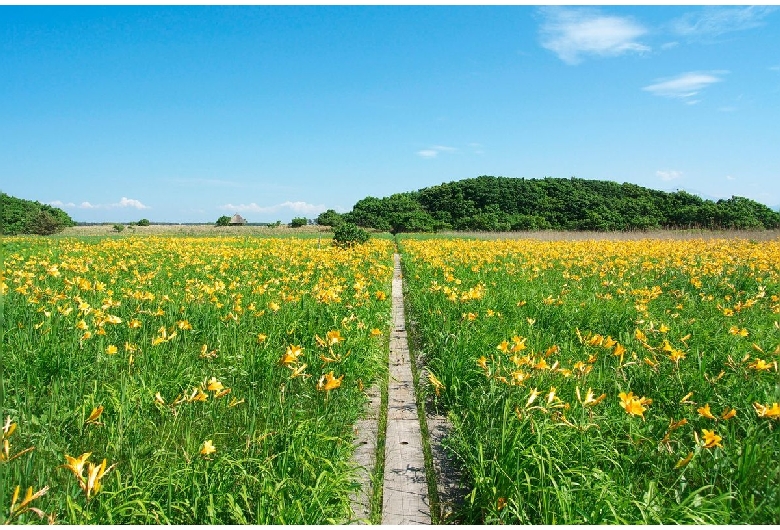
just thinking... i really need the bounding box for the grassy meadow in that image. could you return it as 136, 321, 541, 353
399, 235, 780, 524
2, 229, 779, 524
1, 235, 393, 524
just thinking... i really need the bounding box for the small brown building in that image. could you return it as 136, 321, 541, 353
229, 213, 247, 225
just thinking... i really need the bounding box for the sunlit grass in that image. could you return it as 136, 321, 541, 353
1, 235, 393, 524
399, 235, 780, 524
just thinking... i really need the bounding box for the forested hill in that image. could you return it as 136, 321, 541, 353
343, 176, 780, 233
1, 192, 75, 235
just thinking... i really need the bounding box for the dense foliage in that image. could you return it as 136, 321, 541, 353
316, 209, 344, 227
332, 222, 370, 248
1, 193, 75, 235
344, 176, 780, 233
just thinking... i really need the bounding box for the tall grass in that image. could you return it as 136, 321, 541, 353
399, 235, 780, 524
1, 235, 393, 524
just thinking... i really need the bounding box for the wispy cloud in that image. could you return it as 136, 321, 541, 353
671, 6, 776, 38
416, 145, 456, 158
50, 197, 150, 209
221, 201, 326, 215
643, 71, 727, 101
657, 170, 683, 182
538, 7, 650, 64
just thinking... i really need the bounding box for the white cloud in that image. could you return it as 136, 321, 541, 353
657, 170, 683, 182
416, 145, 457, 158
417, 149, 439, 158
643, 71, 726, 100
116, 197, 149, 209
538, 7, 650, 64
69, 197, 149, 209
726, 175, 736, 181
48, 200, 75, 208
222, 201, 326, 215
671, 6, 776, 38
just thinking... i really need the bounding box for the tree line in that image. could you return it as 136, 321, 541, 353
1, 193, 76, 235
321, 176, 780, 233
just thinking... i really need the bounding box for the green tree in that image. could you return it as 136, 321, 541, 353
290, 217, 308, 228
1, 192, 74, 235
215, 215, 231, 226
316, 209, 343, 227
137, 218, 150, 226
332, 222, 370, 248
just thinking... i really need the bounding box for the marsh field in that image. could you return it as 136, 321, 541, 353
2, 229, 779, 524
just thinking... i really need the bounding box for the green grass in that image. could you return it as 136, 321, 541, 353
398, 235, 780, 524
1, 235, 394, 524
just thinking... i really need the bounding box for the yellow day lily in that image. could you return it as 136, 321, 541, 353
580, 387, 607, 407
6, 484, 50, 523
200, 440, 216, 457
85, 405, 104, 425
214, 388, 231, 399
679, 391, 695, 404
428, 372, 445, 396
1, 417, 35, 463
62, 452, 115, 499
326, 329, 343, 345
619, 391, 650, 419
228, 397, 245, 408
721, 408, 737, 420
697, 403, 717, 420
701, 429, 723, 449
206, 377, 224, 393
85, 458, 114, 499
748, 358, 773, 371
526, 388, 540, 407
613, 343, 626, 364
279, 345, 303, 366
62, 452, 91, 482
289, 363, 309, 379
317, 371, 344, 392
753, 402, 780, 419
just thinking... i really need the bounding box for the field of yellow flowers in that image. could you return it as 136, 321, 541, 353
1, 235, 393, 524
399, 235, 779, 524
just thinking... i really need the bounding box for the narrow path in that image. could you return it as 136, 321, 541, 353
381, 253, 431, 525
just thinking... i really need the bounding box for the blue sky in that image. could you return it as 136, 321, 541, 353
2, 5, 779, 223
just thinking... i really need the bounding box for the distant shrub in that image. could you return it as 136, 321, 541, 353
215, 215, 231, 227
333, 222, 370, 248
113, 224, 125, 233
290, 217, 308, 228
137, 218, 150, 226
